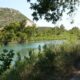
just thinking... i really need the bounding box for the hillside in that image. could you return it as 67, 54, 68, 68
0, 8, 34, 27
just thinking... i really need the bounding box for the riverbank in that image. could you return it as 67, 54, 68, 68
0, 40, 65, 53
1, 43, 80, 80
0, 22, 80, 45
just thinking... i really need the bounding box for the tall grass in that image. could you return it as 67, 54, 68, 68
1, 43, 80, 80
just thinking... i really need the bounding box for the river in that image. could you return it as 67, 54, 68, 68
0, 40, 64, 56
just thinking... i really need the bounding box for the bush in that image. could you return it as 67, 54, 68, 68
1, 43, 80, 80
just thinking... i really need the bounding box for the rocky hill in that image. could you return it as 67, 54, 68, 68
0, 8, 34, 27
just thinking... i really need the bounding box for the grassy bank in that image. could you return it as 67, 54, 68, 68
0, 21, 80, 45
0, 43, 80, 80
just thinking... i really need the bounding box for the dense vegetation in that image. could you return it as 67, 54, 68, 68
0, 1, 80, 80
0, 21, 80, 45
0, 49, 14, 75
0, 43, 80, 80
0, 19, 80, 80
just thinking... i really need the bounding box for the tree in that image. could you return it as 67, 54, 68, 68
27, 0, 79, 23
19, 20, 27, 32
16, 32, 27, 43
60, 24, 65, 33
1, 31, 14, 45
0, 49, 14, 75
69, 27, 79, 35
28, 48, 56, 80
24, 26, 36, 40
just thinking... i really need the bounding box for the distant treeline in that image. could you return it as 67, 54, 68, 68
0, 21, 80, 45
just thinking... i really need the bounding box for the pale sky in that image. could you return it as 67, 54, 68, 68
0, 0, 80, 29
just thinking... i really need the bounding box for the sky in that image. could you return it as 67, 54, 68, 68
0, 0, 80, 29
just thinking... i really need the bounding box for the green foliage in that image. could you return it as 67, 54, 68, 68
24, 26, 36, 41
30, 48, 56, 80
0, 21, 36, 44
0, 20, 80, 45
0, 49, 37, 80
1, 43, 80, 80
0, 49, 14, 75
34, 26, 80, 41
27, 0, 79, 23
27, 43, 80, 80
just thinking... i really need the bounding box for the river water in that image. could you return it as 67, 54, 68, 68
0, 40, 65, 62
0, 40, 64, 52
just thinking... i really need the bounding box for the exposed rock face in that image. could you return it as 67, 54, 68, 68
0, 7, 35, 27
25, 20, 35, 27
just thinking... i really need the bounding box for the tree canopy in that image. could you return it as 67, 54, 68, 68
27, 0, 79, 23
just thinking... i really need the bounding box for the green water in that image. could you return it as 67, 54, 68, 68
0, 40, 64, 57
0, 40, 64, 52
0, 40, 64, 66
